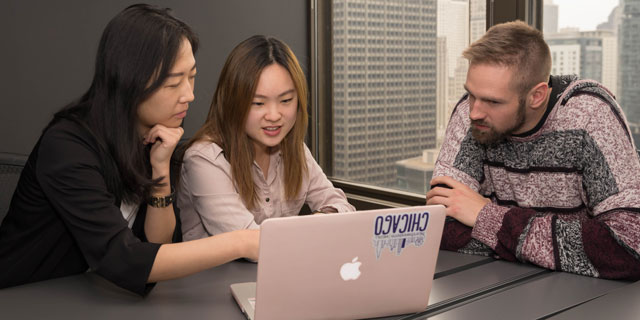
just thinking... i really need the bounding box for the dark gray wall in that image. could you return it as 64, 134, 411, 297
0, 0, 309, 155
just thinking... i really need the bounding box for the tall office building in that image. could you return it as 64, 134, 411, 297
469, 0, 487, 42
332, 0, 438, 188
546, 30, 618, 93
601, 34, 619, 95
437, 0, 468, 80
543, 0, 559, 35
435, 0, 483, 146
548, 41, 581, 75
618, 0, 640, 126
400, 0, 484, 194
437, 0, 469, 145
597, 4, 622, 33
436, 36, 448, 147
597, 4, 622, 96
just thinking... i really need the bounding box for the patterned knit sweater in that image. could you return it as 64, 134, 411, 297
433, 75, 640, 280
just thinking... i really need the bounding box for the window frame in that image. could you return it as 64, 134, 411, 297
309, 0, 543, 208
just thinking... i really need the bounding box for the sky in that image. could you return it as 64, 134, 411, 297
550, 0, 621, 31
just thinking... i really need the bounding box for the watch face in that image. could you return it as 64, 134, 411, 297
148, 192, 175, 208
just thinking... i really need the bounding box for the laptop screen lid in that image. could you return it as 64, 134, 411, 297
250, 205, 445, 320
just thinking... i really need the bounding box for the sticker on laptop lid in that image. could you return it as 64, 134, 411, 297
372, 211, 429, 259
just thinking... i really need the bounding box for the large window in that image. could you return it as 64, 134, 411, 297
312, 0, 489, 205
312, 1, 593, 206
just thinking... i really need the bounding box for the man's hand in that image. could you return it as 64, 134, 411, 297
426, 176, 490, 227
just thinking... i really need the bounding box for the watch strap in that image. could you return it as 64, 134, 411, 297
148, 190, 175, 208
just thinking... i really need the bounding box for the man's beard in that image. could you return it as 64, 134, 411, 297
471, 97, 526, 145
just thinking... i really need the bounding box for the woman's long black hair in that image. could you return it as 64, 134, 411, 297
51, 4, 198, 204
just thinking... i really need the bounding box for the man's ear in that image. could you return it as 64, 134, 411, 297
528, 82, 550, 110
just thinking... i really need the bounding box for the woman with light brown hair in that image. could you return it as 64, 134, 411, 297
178, 35, 354, 241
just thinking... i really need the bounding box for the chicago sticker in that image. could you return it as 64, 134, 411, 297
372, 211, 429, 259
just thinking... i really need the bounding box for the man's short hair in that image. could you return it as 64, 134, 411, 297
463, 20, 551, 96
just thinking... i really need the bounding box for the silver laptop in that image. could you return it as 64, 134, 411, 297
231, 205, 446, 320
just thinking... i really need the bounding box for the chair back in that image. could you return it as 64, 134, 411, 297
0, 152, 28, 223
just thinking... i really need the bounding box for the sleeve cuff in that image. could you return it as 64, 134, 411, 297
334, 203, 357, 213
471, 203, 509, 249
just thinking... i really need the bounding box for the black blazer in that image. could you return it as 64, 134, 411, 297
0, 118, 181, 295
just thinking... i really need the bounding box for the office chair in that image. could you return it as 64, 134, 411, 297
0, 152, 28, 223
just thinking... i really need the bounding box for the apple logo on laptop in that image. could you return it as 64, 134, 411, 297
340, 257, 362, 281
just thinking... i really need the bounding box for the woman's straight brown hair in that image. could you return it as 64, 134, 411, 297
185, 35, 308, 210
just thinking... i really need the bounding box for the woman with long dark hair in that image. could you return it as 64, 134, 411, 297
178, 35, 354, 241
0, 4, 258, 295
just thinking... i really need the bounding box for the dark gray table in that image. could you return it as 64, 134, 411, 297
549, 279, 640, 320
421, 272, 630, 319
0, 251, 489, 319
0, 251, 634, 320
0, 260, 257, 320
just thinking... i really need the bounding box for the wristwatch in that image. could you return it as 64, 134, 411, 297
147, 191, 175, 208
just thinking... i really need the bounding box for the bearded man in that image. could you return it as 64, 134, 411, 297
427, 20, 640, 280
